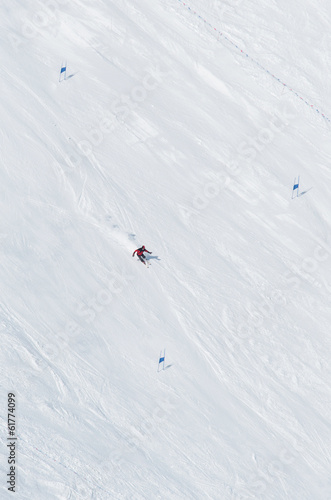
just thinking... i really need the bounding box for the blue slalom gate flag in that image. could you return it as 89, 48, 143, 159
158, 350, 165, 372
292, 176, 300, 198
59, 62, 67, 82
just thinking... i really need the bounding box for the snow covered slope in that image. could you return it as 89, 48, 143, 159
1, 0, 330, 498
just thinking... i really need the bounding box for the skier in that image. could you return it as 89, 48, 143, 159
132, 245, 152, 265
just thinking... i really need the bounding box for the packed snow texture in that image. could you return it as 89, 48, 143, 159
0, 0, 331, 498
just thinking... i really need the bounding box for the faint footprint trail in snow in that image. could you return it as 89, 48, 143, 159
174, 0, 331, 123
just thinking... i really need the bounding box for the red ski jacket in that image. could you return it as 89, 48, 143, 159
132, 247, 151, 257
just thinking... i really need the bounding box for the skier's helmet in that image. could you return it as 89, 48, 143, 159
142, 245, 145, 250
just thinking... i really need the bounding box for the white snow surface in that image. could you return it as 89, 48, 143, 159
1, 0, 331, 499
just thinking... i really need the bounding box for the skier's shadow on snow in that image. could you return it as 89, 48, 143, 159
147, 255, 161, 261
